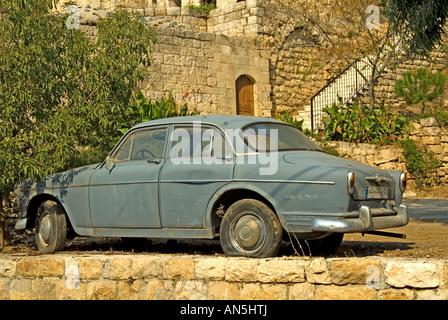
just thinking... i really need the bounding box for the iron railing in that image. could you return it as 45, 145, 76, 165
310, 58, 372, 132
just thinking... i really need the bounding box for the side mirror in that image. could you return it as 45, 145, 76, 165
105, 155, 114, 171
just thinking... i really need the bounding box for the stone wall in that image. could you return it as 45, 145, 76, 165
142, 27, 272, 116
0, 254, 447, 300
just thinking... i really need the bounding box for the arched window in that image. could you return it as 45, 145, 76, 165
235, 75, 255, 116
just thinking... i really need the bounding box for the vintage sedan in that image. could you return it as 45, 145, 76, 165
14, 115, 409, 257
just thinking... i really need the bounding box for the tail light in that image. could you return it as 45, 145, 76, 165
347, 171, 355, 195
400, 172, 407, 193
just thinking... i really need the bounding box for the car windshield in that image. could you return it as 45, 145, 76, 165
242, 122, 323, 152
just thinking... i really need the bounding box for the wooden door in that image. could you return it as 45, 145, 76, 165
236, 75, 254, 116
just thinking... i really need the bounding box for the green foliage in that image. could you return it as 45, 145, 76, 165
398, 139, 441, 188
0, 0, 156, 194
274, 110, 304, 131
120, 91, 199, 134
384, 0, 448, 57
394, 68, 446, 111
186, 2, 216, 16
322, 98, 408, 144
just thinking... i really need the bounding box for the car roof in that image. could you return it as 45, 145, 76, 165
133, 115, 283, 130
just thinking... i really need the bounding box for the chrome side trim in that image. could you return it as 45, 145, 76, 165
160, 179, 232, 184
232, 179, 335, 185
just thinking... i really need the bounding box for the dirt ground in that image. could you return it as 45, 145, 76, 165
2, 188, 448, 259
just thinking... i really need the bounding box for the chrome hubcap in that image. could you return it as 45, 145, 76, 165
231, 214, 266, 252
39, 215, 52, 245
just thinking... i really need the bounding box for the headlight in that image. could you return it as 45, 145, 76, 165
400, 172, 407, 193
347, 171, 355, 195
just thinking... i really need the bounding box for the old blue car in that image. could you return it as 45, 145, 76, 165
14, 115, 408, 257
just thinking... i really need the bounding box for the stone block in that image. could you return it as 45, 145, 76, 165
86, 281, 117, 300
315, 285, 377, 300
207, 281, 240, 300
195, 257, 227, 281
329, 258, 382, 286
132, 256, 165, 279
289, 282, 314, 300
0, 258, 16, 277
421, 126, 442, 136
384, 261, 441, 289
373, 149, 399, 165
79, 257, 103, 280
225, 258, 259, 282
32, 278, 58, 300
305, 258, 331, 284
146, 279, 175, 300
10, 279, 32, 300
57, 280, 86, 300
240, 282, 287, 300
17, 257, 64, 277
428, 144, 443, 154
103, 258, 132, 280
257, 259, 306, 283
165, 258, 195, 280
409, 122, 421, 135
420, 117, 439, 127
117, 279, 145, 300
174, 280, 207, 300
0, 279, 9, 300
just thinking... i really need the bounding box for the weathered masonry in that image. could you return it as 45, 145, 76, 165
1, 254, 448, 300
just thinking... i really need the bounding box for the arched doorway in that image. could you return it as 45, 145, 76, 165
235, 75, 255, 116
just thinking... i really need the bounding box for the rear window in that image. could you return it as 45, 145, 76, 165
241, 122, 322, 152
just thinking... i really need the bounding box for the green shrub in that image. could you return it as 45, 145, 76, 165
322, 98, 408, 144
186, 2, 216, 16
394, 68, 446, 113
398, 139, 441, 187
274, 110, 304, 130
120, 90, 198, 134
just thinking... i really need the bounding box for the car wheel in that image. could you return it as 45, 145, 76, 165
220, 199, 282, 258
293, 233, 343, 256
35, 200, 67, 254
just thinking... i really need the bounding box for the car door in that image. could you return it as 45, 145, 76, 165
159, 123, 234, 228
89, 126, 168, 228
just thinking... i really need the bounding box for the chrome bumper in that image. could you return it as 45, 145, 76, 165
311, 205, 409, 233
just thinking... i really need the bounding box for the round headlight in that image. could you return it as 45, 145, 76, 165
347, 171, 355, 195
400, 172, 407, 193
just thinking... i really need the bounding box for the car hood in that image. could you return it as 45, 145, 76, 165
15, 162, 102, 192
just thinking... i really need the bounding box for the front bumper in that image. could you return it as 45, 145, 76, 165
311, 205, 409, 233
280, 205, 409, 234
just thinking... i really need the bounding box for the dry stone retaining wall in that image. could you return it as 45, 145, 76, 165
0, 254, 447, 300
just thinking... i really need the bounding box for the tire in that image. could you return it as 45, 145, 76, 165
293, 233, 343, 256
35, 200, 67, 254
220, 199, 282, 258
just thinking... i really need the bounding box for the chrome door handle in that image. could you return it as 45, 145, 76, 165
147, 158, 161, 165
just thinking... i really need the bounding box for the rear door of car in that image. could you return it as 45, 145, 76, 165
158, 122, 234, 228
89, 125, 168, 228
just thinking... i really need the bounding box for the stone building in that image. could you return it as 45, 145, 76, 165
60, 0, 448, 125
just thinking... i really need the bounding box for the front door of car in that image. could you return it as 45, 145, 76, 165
159, 123, 234, 228
89, 126, 168, 228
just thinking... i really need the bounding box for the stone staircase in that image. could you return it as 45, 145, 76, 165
297, 57, 373, 131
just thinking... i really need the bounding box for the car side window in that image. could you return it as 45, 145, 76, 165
114, 127, 167, 162
170, 126, 232, 159
115, 135, 133, 162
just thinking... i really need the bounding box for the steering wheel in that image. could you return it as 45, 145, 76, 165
135, 149, 155, 159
